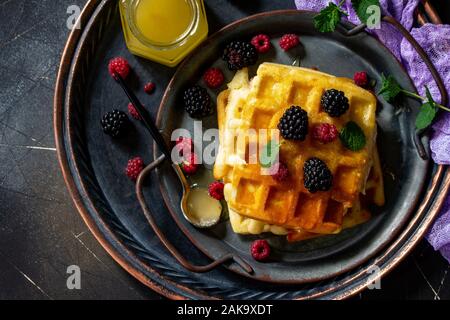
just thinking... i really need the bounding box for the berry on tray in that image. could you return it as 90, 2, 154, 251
183, 85, 212, 118
251, 34, 271, 53
101, 110, 130, 138
321, 89, 349, 117
180, 152, 199, 175
303, 157, 333, 193
203, 68, 225, 89
278, 106, 309, 141
208, 181, 225, 200
108, 57, 130, 79
125, 157, 144, 181
128, 103, 141, 120
279, 34, 300, 51
271, 162, 289, 182
251, 239, 271, 261
144, 82, 156, 94
313, 123, 338, 143
222, 41, 258, 71
354, 71, 368, 87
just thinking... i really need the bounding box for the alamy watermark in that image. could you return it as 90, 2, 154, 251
66, 265, 81, 290
366, 265, 382, 290
66, 5, 81, 30
172, 121, 281, 175
366, 5, 381, 30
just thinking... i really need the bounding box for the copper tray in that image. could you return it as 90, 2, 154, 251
54, 0, 449, 299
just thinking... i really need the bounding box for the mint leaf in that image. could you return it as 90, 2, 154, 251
415, 102, 438, 130
260, 140, 280, 168
378, 74, 402, 102
415, 86, 438, 130
351, 0, 381, 24
314, 2, 347, 33
340, 121, 366, 151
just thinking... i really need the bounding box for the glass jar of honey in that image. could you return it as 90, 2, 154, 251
119, 0, 208, 67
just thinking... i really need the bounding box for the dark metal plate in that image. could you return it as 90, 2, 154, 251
156, 11, 428, 283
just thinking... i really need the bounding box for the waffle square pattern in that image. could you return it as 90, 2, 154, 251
214, 63, 384, 241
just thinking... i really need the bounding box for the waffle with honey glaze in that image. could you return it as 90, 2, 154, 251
214, 63, 384, 241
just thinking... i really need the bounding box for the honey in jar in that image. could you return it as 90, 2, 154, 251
119, 0, 208, 67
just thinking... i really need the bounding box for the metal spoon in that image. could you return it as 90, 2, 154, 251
112, 72, 222, 228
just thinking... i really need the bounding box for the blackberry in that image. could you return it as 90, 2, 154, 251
101, 110, 130, 138
303, 158, 333, 193
183, 85, 212, 118
277, 106, 309, 141
321, 89, 349, 117
222, 41, 258, 70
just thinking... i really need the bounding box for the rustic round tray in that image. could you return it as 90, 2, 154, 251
54, 0, 450, 299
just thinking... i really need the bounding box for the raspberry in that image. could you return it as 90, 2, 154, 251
203, 68, 225, 89
180, 152, 198, 175
272, 162, 289, 182
125, 157, 144, 181
251, 34, 271, 53
313, 123, 338, 143
251, 239, 271, 261
279, 34, 300, 51
208, 181, 225, 200
108, 57, 130, 79
128, 103, 141, 120
175, 136, 194, 156
354, 71, 368, 87
144, 82, 156, 94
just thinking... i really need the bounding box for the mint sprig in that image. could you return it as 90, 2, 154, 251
314, 1, 348, 33
351, 0, 381, 25
378, 75, 450, 130
340, 121, 366, 151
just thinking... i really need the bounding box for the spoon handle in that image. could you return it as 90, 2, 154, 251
113, 72, 172, 160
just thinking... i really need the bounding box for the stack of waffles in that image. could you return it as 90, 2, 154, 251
214, 63, 384, 242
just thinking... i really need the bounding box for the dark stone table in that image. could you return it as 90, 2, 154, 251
0, 0, 449, 300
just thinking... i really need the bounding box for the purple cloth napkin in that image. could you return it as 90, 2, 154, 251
295, 0, 450, 263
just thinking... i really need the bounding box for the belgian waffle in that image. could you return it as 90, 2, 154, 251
214, 63, 384, 241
